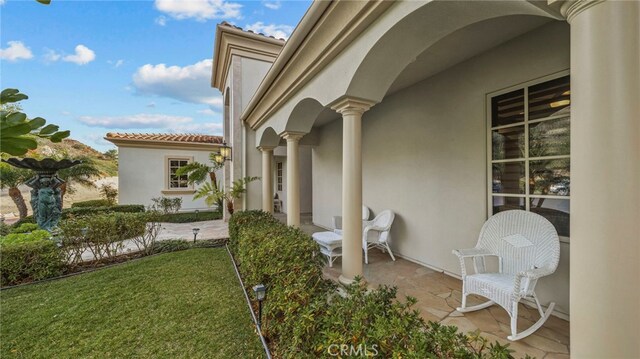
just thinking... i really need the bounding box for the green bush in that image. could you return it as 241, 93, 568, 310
0, 237, 65, 286
154, 210, 222, 223
0, 229, 52, 244
0, 222, 11, 236
229, 211, 522, 359
10, 223, 40, 234
71, 199, 111, 208
10, 205, 146, 229
59, 212, 149, 262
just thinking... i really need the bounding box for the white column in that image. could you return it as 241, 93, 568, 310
332, 97, 375, 285
563, 1, 640, 357
259, 146, 275, 213
282, 132, 305, 227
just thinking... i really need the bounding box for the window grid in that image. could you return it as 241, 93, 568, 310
488, 73, 570, 238
168, 159, 190, 189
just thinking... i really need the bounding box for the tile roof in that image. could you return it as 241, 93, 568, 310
105, 133, 224, 144
220, 21, 287, 42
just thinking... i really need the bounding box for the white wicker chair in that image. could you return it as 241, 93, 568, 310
363, 210, 395, 264
452, 210, 560, 341
332, 205, 370, 233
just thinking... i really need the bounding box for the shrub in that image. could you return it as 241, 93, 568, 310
59, 212, 149, 263
10, 223, 40, 234
99, 184, 118, 205
11, 205, 145, 229
149, 196, 182, 214
0, 222, 10, 236
0, 230, 52, 244
228, 211, 522, 359
0, 237, 65, 286
154, 210, 222, 223
71, 199, 111, 208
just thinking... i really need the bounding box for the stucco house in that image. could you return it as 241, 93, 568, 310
211, 1, 638, 356
105, 133, 224, 211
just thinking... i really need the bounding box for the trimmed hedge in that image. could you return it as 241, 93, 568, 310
71, 199, 111, 208
154, 210, 222, 223
0, 233, 65, 286
12, 204, 146, 227
229, 211, 522, 358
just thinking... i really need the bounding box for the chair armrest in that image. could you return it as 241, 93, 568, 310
516, 267, 553, 280
452, 248, 495, 258
514, 267, 554, 293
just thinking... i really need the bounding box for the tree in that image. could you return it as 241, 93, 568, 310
0, 162, 33, 218
103, 149, 118, 161
1, 89, 70, 156
194, 176, 259, 215
56, 157, 101, 207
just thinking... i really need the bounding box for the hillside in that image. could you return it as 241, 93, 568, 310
26, 138, 118, 177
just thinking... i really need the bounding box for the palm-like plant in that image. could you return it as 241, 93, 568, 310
175, 153, 224, 208
56, 156, 101, 207
0, 162, 33, 218
194, 176, 259, 215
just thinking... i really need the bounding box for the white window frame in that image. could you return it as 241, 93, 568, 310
486, 70, 570, 242
165, 156, 194, 192
276, 162, 283, 191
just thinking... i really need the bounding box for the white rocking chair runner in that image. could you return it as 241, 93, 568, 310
452, 210, 560, 341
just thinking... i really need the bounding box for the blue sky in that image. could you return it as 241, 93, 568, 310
0, 0, 310, 152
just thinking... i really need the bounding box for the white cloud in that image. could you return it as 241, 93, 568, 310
108, 59, 124, 68
168, 122, 223, 134
244, 22, 293, 40
84, 133, 113, 148
61, 111, 72, 116
44, 44, 96, 65
155, 0, 242, 21
155, 15, 167, 26
63, 45, 95, 65
197, 108, 218, 116
0, 0, 6, 6
43, 48, 61, 62
132, 59, 222, 107
78, 113, 192, 129
0, 41, 34, 62
263, 1, 280, 10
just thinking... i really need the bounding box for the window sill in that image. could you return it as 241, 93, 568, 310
161, 189, 195, 195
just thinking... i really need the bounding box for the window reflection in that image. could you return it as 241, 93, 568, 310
492, 162, 525, 194
492, 126, 524, 160
530, 198, 570, 236
529, 159, 570, 196
492, 89, 524, 127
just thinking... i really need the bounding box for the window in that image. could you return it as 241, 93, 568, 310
276, 162, 283, 191
168, 158, 190, 189
489, 74, 570, 237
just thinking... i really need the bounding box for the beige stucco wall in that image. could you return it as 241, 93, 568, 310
312, 21, 571, 315
117, 146, 221, 211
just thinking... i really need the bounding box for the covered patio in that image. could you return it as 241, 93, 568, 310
226, 0, 638, 356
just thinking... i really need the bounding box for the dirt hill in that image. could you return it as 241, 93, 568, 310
26, 138, 117, 177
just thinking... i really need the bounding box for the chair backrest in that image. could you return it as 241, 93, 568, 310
362, 205, 370, 221
477, 210, 559, 275
371, 210, 394, 243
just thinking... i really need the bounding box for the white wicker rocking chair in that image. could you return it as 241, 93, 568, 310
452, 210, 560, 341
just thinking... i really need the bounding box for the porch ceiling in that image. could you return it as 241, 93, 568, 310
309, 15, 554, 131
387, 15, 552, 96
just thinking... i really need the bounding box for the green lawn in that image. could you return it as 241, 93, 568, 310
0, 248, 265, 358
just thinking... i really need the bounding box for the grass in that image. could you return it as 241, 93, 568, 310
0, 248, 265, 358
156, 210, 222, 223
